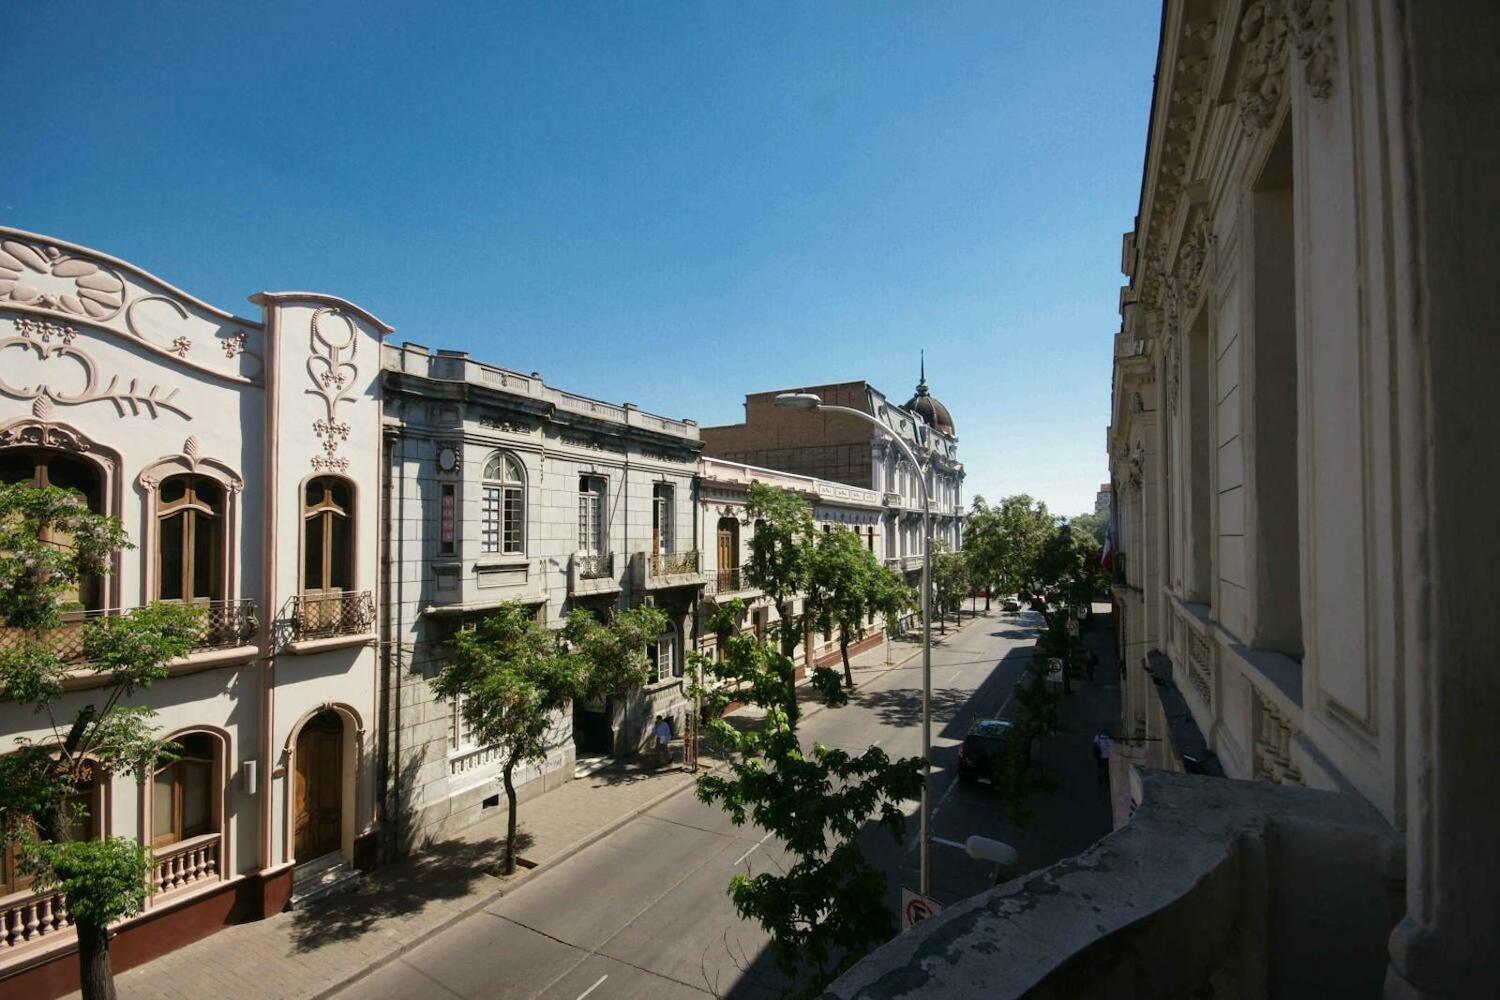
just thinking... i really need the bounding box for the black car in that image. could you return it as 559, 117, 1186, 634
957, 719, 1013, 782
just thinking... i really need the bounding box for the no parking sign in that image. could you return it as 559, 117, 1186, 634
901, 887, 942, 929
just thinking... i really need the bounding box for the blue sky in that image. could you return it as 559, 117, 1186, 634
4, 1, 1159, 516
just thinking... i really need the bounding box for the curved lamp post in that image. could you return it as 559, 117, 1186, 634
774, 391, 935, 897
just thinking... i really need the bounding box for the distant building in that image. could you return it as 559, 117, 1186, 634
700, 365, 964, 583
1094, 483, 1112, 518
697, 457, 890, 673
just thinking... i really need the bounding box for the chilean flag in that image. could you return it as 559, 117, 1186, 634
1100, 530, 1115, 572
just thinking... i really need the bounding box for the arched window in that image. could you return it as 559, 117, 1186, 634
304, 477, 353, 592
482, 453, 525, 555
0, 449, 105, 610
151, 732, 217, 847
156, 476, 223, 602
2, 761, 101, 895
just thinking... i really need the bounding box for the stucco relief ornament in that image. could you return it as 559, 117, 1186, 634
1237, 1, 1289, 131
306, 308, 359, 472
170, 336, 192, 357
0, 240, 126, 319
221, 331, 248, 358
0, 335, 188, 419
15, 316, 77, 344
1165, 330, 1181, 414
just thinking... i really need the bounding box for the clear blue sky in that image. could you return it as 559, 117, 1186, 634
5, 1, 1159, 516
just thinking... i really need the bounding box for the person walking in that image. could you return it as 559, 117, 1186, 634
1092, 731, 1112, 785
652, 714, 673, 766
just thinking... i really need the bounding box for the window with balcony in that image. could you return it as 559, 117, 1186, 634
652, 483, 674, 556
151, 732, 216, 847
0, 448, 105, 610
578, 475, 606, 554
482, 453, 525, 555
156, 476, 224, 602
303, 477, 353, 594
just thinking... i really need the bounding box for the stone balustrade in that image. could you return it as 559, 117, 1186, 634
150, 833, 220, 898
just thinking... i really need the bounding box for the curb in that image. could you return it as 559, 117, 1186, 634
312, 765, 712, 999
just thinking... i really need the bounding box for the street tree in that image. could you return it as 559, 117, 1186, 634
695, 637, 923, 996
742, 481, 816, 662
0, 482, 203, 1000
805, 528, 901, 689
930, 542, 970, 634
961, 496, 1005, 610
994, 494, 1057, 597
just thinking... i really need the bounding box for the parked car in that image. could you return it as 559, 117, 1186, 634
957, 719, 1014, 782
1001, 598, 1021, 612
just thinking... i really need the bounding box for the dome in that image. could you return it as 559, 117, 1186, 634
904, 357, 954, 435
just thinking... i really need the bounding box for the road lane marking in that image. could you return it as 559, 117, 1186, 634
734, 830, 774, 866
576, 974, 609, 1000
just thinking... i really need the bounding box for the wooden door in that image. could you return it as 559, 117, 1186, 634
717, 518, 737, 589
294, 712, 343, 861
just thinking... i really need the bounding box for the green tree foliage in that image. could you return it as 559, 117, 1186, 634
0, 482, 203, 1000
1069, 510, 1109, 548
805, 528, 907, 689
562, 605, 668, 704
743, 481, 816, 661
691, 484, 923, 995
963, 494, 1056, 600
930, 542, 970, 633
436, 602, 583, 875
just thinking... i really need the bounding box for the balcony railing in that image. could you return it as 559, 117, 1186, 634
0, 599, 258, 664
650, 551, 700, 578
576, 551, 614, 580
0, 884, 70, 953
150, 833, 220, 898
290, 590, 374, 641
710, 566, 745, 594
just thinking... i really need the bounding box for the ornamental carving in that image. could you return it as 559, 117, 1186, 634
1237, 0, 1336, 132
0, 335, 189, 419
1253, 693, 1304, 786
1174, 216, 1215, 312
305, 308, 360, 471
1164, 328, 1181, 414
0, 240, 127, 318
0, 400, 99, 455
137, 436, 244, 493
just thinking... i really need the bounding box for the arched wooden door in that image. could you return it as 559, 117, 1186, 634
294, 711, 343, 861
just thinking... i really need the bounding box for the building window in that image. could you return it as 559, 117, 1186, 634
304, 477, 353, 592
0, 449, 106, 610
439, 483, 456, 556
156, 475, 224, 602
151, 733, 216, 847
652, 484, 674, 555
578, 475, 606, 554
648, 621, 679, 683
482, 453, 525, 555
449, 693, 474, 751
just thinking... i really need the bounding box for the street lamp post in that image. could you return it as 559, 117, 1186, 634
774, 392, 935, 898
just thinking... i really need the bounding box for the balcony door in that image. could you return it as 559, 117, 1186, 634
294, 711, 343, 862
717, 517, 738, 590
0, 448, 105, 610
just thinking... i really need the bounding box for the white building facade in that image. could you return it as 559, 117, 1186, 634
697, 457, 889, 671
0, 229, 389, 992
380, 344, 704, 850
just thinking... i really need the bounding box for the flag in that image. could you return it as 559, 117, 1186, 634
1100, 530, 1115, 572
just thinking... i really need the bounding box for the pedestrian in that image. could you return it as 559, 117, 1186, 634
1085, 648, 1099, 681
653, 715, 673, 765
1092, 731, 1111, 785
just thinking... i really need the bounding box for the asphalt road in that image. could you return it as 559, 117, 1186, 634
340, 607, 1051, 1000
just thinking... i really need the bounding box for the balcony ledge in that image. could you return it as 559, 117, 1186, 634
828, 770, 1402, 1000
284, 633, 377, 655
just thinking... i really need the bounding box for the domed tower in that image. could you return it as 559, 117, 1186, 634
904, 353, 955, 436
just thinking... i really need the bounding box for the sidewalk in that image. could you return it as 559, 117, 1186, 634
85, 621, 949, 1000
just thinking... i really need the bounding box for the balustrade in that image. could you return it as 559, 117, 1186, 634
150, 833, 221, 897
0, 887, 70, 953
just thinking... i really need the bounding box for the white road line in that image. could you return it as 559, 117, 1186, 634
932, 836, 967, 849
734, 830, 774, 866
576, 974, 609, 1000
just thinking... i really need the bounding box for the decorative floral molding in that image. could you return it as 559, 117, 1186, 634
0, 335, 189, 420
137, 436, 244, 493
305, 308, 359, 472
0, 240, 127, 318
15, 316, 77, 344
0, 399, 101, 455
1165, 329, 1181, 415
1237, 0, 1336, 132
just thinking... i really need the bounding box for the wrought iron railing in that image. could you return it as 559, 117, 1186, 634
290, 590, 374, 641
650, 551, 699, 578
0, 600, 258, 664
575, 551, 614, 580
709, 566, 744, 594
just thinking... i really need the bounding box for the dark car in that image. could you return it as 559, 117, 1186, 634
957, 719, 1014, 782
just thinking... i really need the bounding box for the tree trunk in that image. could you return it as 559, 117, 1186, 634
502, 758, 519, 876
984, 591, 991, 612
77, 917, 116, 1000
839, 628, 853, 689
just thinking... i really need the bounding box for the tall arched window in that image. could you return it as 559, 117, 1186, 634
157, 476, 223, 602
151, 732, 217, 847
0, 449, 105, 610
482, 453, 525, 555
303, 477, 353, 593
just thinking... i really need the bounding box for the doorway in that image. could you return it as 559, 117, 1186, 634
294, 711, 343, 862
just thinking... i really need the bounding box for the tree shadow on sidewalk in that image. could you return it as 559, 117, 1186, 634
287, 830, 525, 954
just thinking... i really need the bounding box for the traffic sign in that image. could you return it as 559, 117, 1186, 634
901, 887, 942, 929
